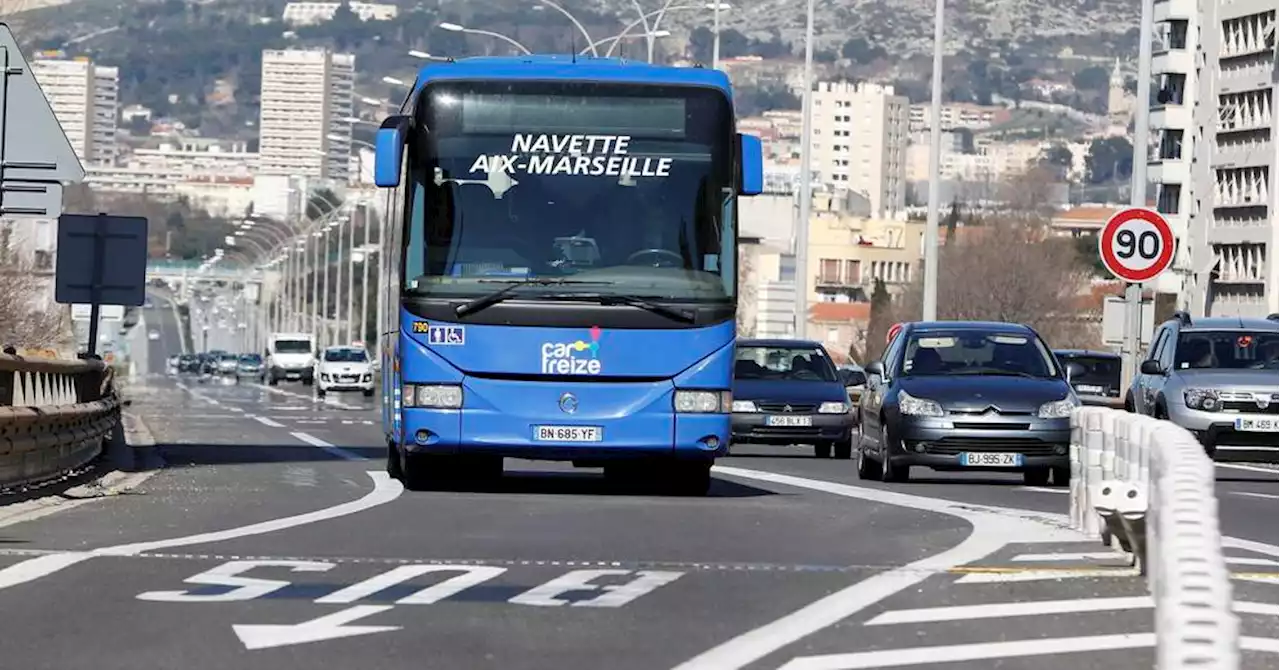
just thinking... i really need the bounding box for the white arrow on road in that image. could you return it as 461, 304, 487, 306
233, 605, 400, 650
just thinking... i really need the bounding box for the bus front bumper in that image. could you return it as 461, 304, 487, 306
398, 408, 729, 462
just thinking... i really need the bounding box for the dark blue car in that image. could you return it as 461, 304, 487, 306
857, 321, 1078, 486
731, 339, 855, 458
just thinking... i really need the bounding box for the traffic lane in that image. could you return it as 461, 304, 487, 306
0, 554, 885, 670
3, 385, 381, 551
1215, 464, 1279, 546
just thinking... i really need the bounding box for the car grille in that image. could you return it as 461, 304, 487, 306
1218, 392, 1279, 415
337, 375, 361, 382
756, 402, 818, 413
915, 436, 1063, 457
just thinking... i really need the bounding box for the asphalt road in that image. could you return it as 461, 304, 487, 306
0, 312, 1273, 670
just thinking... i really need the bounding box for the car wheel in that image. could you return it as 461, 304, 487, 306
879, 425, 909, 483
833, 439, 852, 460
856, 440, 881, 480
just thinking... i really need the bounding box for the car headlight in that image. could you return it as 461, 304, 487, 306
1183, 388, 1220, 412
403, 384, 463, 409
898, 390, 944, 417
1037, 397, 1079, 419
818, 401, 850, 414
731, 400, 758, 413
674, 389, 732, 413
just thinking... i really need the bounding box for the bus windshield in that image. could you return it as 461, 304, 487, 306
403, 80, 735, 303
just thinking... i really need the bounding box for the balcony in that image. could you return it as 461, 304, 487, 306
1149, 104, 1192, 130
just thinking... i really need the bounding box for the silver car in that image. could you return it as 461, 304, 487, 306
1128, 312, 1278, 460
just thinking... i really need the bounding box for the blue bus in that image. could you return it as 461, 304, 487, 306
373, 55, 763, 495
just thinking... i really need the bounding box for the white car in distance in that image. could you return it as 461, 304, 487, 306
315, 345, 375, 398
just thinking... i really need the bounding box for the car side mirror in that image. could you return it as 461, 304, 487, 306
865, 361, 885, 378
1139, 360, 1164, 376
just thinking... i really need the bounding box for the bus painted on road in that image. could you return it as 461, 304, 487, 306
373, 55, 763, 495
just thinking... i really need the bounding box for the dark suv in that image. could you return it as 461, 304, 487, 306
1055, 349, 1123, 407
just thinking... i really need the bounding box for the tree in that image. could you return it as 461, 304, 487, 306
0, 251, 71, 351
897, 220, 1097, 348
863, 278, 893, 364
943, 199, 961, 245
1085, 137, 1134, 184
1072, 66, 1111, 91
997, 166, 1061, 222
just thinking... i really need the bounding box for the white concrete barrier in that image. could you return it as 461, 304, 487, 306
1069, 406, 1240, 669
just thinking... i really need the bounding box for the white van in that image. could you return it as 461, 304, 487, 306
264, 332, 316, 385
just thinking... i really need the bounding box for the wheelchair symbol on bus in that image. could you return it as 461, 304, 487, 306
428, 325, 465, 346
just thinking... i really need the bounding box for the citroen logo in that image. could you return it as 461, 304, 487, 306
559, 392, 578, 414
784, 404, 793, 412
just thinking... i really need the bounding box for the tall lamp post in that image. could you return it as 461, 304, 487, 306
792, 0, 816, 340
921, 0, 946, 322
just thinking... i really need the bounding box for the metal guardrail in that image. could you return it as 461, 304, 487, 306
1069, 406, 1240, 669
0, 355, 121, 488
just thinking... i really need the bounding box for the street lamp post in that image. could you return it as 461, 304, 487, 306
921, 0, 946, 322
438, 22, 533, 55
793, 0, 815, 340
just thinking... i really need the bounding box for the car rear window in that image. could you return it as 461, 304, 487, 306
1060, 354, 1121, 390
734, 346, 838, 382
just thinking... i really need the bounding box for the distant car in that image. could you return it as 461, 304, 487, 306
166, 355, 180, 374
1054, 349, 1122, 406
730, 339, 855, 459
235, 353, 264, 380
177, 354, 199, 373
216, 353, 239, 374
315, 345, 375, 397
857, 321, 1077, 486
148, 329, 160, 341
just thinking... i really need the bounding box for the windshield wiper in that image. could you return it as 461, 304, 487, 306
548, 293, 696, 324
454, 278, 615, 317
954, 369, 1045, 379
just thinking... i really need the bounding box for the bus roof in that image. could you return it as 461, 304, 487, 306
413, 55, 733, 97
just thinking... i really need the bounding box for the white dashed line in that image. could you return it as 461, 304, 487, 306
253, 417, 285, 428
290, 431, 367, 461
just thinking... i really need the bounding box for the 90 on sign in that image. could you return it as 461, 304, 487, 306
1098, 208, 1175, 283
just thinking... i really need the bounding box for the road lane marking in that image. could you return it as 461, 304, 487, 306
0, 471, 402, 590
315, 564, 508, 605
954, 568, 1135, 583
1018, 486, 1068, 494
1011, 551, 1126, 562
778, 633, 1157, 669
234, 605, 398, 650
251, 383, 365, 410
254, 416, 285, 427
866, 596, 1152, 625
671, 466, 1080, 670
1232, 491, 1279, 500
138, 560, 335, 602
1217, 463, 1280, 476
507, 569, 685, 608
290, 431, 366, 461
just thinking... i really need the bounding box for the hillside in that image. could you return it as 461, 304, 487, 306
9, 0, 1141, 137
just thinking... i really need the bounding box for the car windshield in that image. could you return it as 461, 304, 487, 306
900, 331, 1058, 378
1059, 354, 1121, 387
274, 340, 311, 354
219, 354, 237, 361
734, 346, 838, 382
239, 354, 262, 364
402, 80, 735, 303
324, 349, 368, 363
1174, 330, 1278, 370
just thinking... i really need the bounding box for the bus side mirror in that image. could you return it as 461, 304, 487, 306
374, 115, 412, 188
738, 132, 763, 196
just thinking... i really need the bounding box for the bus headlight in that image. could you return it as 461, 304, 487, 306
675, 390, 732, 413
403, 384, 462, 409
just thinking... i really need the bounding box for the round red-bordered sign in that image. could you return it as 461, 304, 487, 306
1098, 208, 1174, 283
886, 322, 903, 344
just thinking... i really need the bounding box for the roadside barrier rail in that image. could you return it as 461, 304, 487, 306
1069, 406, 1239, 669
0, 354, 121, 488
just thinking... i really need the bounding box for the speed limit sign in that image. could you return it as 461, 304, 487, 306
1098, 208, 1174, 283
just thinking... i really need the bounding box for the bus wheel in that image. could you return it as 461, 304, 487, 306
386, 441, 403, 480
401, 453, 445, 491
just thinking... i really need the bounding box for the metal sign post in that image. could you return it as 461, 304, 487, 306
1098, 207, 1174, 389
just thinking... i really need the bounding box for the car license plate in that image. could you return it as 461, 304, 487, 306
1076, 384, 1103, 394
533, 425, 603, 442
960, 452, 1024, 466
1235, 417, 1280, 432
766, 415, 812, 427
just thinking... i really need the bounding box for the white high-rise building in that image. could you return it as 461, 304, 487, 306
1147, 7, 1197, 295
258, 48, 355, 183
29, 55, 119, 166
1177, 1, 1280, 317
809, 81, 909, 219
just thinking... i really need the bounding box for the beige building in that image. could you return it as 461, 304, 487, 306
29, 53, 118, 166
258, 48, 355, 183
810, 81, 910, 218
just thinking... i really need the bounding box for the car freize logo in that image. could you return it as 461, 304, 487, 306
541, 325, 602, 375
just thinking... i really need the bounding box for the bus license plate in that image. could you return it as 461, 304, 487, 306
534, 425, 603, 442
766, 415, 812, 427
961, 452, 1023, 467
